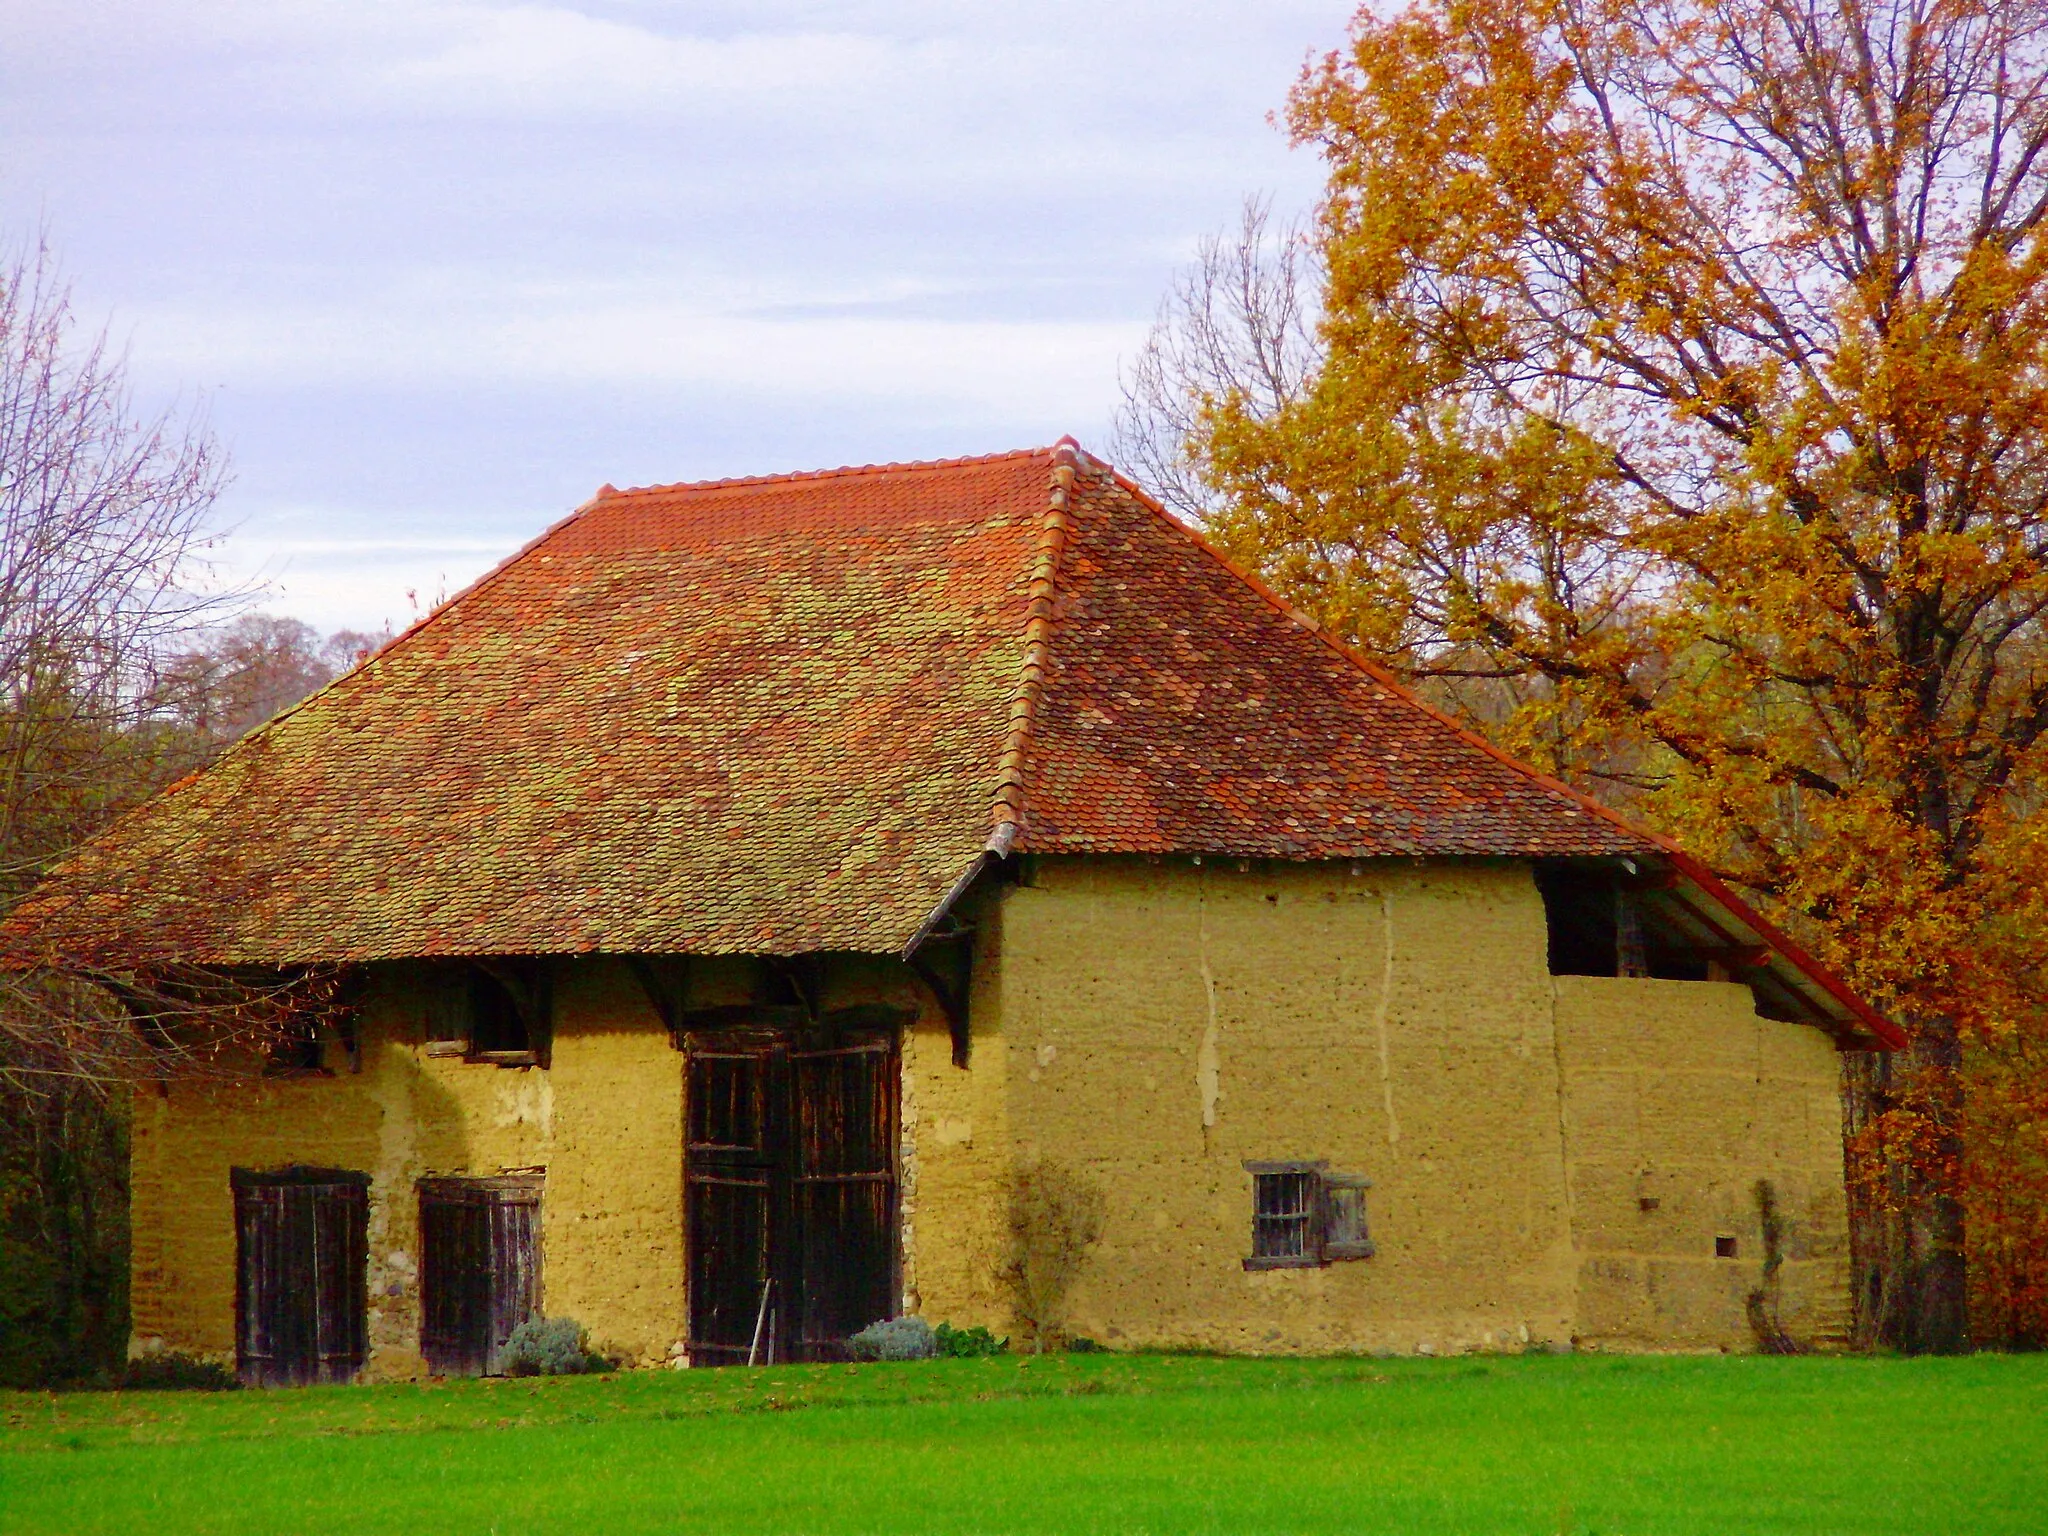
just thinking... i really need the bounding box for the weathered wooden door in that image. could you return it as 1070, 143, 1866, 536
685, 1030, 898, 1364
418, 1176, 543, 1376
232, 1168, 369, 1388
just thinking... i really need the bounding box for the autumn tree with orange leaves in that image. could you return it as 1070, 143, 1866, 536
1125, 0, 2048, 1350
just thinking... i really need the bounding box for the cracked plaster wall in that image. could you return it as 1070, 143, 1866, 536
907, 855, 1852, 1355
128, 859, 1854, 1373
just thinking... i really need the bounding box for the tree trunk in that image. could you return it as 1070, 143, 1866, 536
1843, 1042, 1970, 1354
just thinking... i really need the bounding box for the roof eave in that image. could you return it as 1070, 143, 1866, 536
1644, 851, 1904, 1050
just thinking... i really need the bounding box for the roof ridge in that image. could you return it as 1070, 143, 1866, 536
605, 446, 1052, 500
988, 440, 1081, 849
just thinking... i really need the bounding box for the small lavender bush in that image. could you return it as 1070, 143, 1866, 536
502, 1317, 604, 1376
847, 1316, 938, 1361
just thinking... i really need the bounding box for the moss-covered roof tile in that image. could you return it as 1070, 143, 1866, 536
8, 444, 1663, 967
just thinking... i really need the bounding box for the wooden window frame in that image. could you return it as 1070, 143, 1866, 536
1243, 1160, 1376, 1270
421, 960, 552, 1068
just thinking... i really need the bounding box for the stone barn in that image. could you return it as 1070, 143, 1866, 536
4, 441, 1898, 1383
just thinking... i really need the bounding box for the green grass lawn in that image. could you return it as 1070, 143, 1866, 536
1, 1352, 2043, 1534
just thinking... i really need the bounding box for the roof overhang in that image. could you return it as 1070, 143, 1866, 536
1600, 850, 1902, 1051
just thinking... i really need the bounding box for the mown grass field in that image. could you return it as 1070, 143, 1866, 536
0, 1352, 2042, 1534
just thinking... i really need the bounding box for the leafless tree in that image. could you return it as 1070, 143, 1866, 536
0, 238, 230, 899
158, 614, 388, 753
1111, 197, 1323, 521
0, 236, 317, 1094
0, 235, 293, 1382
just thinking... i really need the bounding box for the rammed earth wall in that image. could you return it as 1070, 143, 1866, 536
128, 857, 1852, 1373
129, 958, 687, 1377
910, 856, 1852, 1354
1553, 976, 1852, 1348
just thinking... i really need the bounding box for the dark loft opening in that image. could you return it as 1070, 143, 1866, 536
469, 967, 532, 1055
1536, 865, 1621, 976
1535, 864, 1713, 982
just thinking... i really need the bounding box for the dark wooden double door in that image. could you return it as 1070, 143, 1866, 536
233, 1168, 369, 1387
419, 1176, 542, 1376
687, 1030, 899, 1364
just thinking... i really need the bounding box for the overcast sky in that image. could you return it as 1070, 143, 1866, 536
1, 2, 1339, 632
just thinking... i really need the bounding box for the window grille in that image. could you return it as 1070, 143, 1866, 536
1244, 1161, 1376, 1270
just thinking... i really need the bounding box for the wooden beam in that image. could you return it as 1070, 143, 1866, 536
1701, 945, 1771, 972
907, 938, 973, 1068
678, 1003, 808, 1033
1622, 867, 1682, 892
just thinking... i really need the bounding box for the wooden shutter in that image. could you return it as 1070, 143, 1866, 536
233, 1168, 368, 1387
419, 1176, 542, 1376
419, 1187, 491, 1375
1323, 1173, 1376, 1260
486, 1185, 542, 1373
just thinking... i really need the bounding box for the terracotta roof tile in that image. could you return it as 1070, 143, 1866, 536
3, 444, 1703, 969
1019, 463, 1644, 860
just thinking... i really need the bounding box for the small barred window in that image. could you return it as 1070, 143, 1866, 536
1244, 1161, 1376, 1270
1250, 1165, 1321, 1266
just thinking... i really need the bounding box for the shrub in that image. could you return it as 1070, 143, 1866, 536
934, 1322, 1007, 1358
847, 1316, 938, 1361
997, 1157, 1106, 1353
120, 1351, 240, 1391
1065, 1335, 1107, 1354
502, 1317, 605, 1376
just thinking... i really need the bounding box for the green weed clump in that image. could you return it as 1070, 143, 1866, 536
934, 1322, 1007, 1358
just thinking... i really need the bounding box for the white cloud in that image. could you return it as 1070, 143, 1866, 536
375, 8, 956, 116
0, 0, 1340, 630
213, 528, 525, 634
131, 281, 1143, 417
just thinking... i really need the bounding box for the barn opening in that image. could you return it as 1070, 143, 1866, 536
231, 1166, 368, 1387
1536, 864, 1716, 981
421, 959, 552, 1066
418, 1174, 543, 1376
684, 1022, 899, 1365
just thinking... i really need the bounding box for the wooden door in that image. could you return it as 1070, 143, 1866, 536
685, 1030, 898, 1364
419, 1176, 542, 1376
789, 1038, 898, 1356
685, 1045, 779, 1365
232, 1168, 368, 1388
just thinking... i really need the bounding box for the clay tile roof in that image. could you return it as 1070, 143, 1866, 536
0, 441, 1894, 1041
1019, 455, 1647, 861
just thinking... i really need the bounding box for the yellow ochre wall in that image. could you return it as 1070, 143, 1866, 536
1554, 976, 1852, 1348
129, 957, 686, 1377
131, 858, 1854, 1373
905, 856, 1852, 1354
